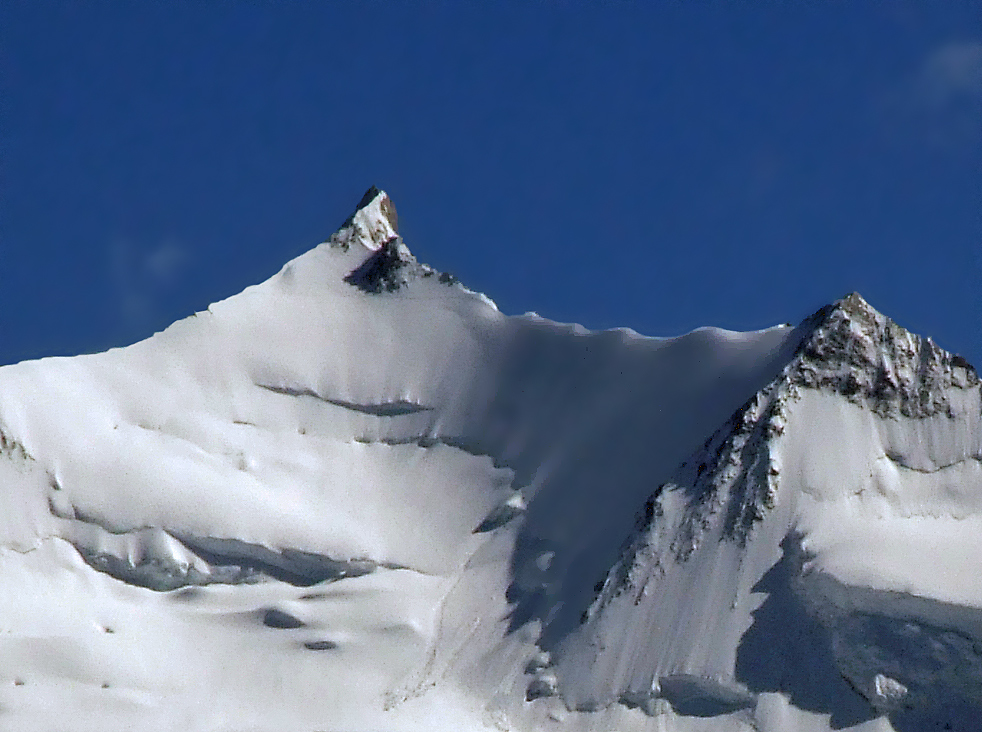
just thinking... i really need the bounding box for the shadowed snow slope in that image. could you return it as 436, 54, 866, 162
0, 189, 978, 732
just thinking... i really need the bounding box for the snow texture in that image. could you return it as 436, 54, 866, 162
0, 187, 979, 732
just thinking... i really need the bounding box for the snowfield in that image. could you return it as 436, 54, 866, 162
0, 188, 979, 731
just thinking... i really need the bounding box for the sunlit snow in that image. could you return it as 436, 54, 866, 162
0, 189, 979, 731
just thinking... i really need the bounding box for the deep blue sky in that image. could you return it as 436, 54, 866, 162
3, 2, 981, 368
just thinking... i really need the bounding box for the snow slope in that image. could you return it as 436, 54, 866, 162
0, 189, 978, 732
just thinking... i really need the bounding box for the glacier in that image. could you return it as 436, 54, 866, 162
0, 188, 979, 731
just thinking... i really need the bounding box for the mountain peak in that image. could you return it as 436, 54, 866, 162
324, 186, 465, 295
792, 291, 978, 418
328, 186, 399, 252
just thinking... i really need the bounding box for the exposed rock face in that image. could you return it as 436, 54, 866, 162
792, 292, 979, 418
328, 186, 400, 251
343, 237, 431, 293
365, 185, 399, 233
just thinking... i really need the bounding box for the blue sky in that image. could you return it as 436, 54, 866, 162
2, 2, 980, 367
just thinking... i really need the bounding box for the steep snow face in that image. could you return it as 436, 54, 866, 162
556, 292, 982, 731
782, 329, 982, 723
0, 189, 978, 732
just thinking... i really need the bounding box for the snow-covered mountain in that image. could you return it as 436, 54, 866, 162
0, 188, 979, 732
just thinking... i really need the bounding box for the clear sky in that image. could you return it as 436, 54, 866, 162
3, 2, 980, 368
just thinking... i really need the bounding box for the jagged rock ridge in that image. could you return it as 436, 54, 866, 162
793, 292, 979, 418
601, 291, 980, 576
